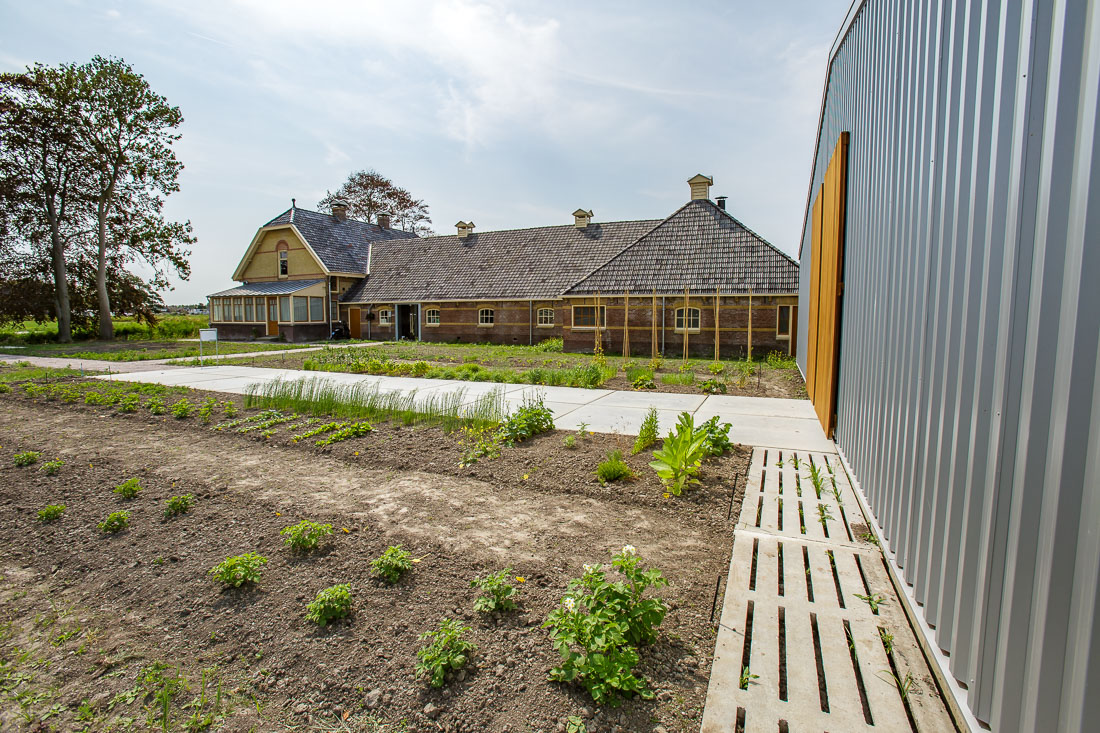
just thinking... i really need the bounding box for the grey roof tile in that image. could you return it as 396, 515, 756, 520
263, 207, 417, 274
209, 279, 325, 297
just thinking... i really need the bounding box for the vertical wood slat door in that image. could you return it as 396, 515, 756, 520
806, 132, 850, 438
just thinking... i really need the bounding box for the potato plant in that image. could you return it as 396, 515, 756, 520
371, 545, 413, 584
13, 451, 40, 467
37, 504, 65, 522
305, 584, 353, 626
470, 568, 519, 614
415, 619, 477, 688
209, 552, 267, 587
146, 397, 166, 415
170, 398, 192, 418
98, 510, 130, 534
280, 520, 333, 551
114, 477, 143, 499
164, 494, 194, 518
40, 459, 63, 475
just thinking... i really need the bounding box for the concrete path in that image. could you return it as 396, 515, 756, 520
94, 364, 833, 451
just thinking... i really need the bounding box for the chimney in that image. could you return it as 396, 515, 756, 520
687, 173, 713, 201
377, 211, 391, 228
456, 221, 475, 238
332, 199, 349, 221
573, 208, 593, 229
716, 196, 727, 211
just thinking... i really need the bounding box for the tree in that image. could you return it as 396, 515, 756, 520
318, 168, 433, 235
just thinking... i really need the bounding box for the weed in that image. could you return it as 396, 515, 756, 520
497, 394, 554, 445
305, 584, 353, 626
114, 477, 143, 499
698, 416, 733, 457
222, 400, 237, 418
649, 412, 708, 496
766, 350, 798, 369
854, 592, 887, 613
596, 450, 635, 484
198, 396, 219, 424
632, 407, 659, 455
699, 378, 726, 394
146, 396, 166, 415
164, 494, 194, 518
209, 552, 267, 587
878, 669, 914, 701
170, 398, 192, 419
577, 421, 590, 437
470, 568, 519, 613
281, 520, 333, 551
808, 463, 826, 499
879, 628, 894, 655
565, 716, 587, 733
861, 531, 881, 548
660, 372, 695, 386
371, 545, 413, 584
315, 421, 373, 446
631, 375, 657, 390
98, 510, 130, 534
13, 451, 40, 467
739, 665, 759, 689
731, 360, 755, 387
37, 504, 65, 522
563, 434, 576, 449
459, 425, 502, 467
817, 503, 834, 530
707, 362, 725, 376
415, 619, 476, 688
40, 459, 63, 475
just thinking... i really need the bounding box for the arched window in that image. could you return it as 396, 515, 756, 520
378, 308, 393, 326
425, 308, 441, 325
537, 307, 555, 326
675, 307, 700, 332
478, 308, 495, 326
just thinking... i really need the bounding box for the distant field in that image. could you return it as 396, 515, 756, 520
0, 315, 208, 344
0, 339, 316, 362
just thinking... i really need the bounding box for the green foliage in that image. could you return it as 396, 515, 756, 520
648, 412, 708, 496
280, 520, 333, 551
854, 592, 887, 613
197, 396, 218, 424
415, 619, 477, 688
766, 350, 798, 369
163, 494, 194, 518
459, 425, 502, 467
739, 666, 759, 689
543, 546, 668, 706
371, 545, 413, 584
117, 394, 140, 413
98, 510, 130, 533
315, 421, 373, 446
470, 568, 519, 614
536, 337, 564, 352
660, 371, 695, 386
699, 378, 726, 394
222, 400, 237, 418
146, 396, 166, 415
114, 477, 143, 499
0, 383, 11, 394
698, 416, 733, 457
37, 504, 65, 522
563, 434, 577, 449
631, 375, 657, 390
170, 398, 192, 418
305, 584, 353, 626
707, 362, 725, 376
566, 716, 588, 733
879, 628, 894, 654
291, 421, 345, 442
496, 395, 554, 445
632, 407, 660, 455
596, 450, 634, 484
39, 458, 62, 474
209, 552, 267, 587
13, 450, 40, 466
731, 359, 755, 387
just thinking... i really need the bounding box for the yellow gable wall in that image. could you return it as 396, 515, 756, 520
240, 228, 326, 282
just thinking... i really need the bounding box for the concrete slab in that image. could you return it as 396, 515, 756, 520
555, 403, 685, 435
505, 384, 611, 405
592, 390, 707, 412
698, 394, 817, 419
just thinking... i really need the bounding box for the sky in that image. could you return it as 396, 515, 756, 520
1, 0, 852, 304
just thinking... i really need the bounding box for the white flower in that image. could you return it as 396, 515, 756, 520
583, 563, 598, 574
621, 544, 637, 557
563, 597, 577, 612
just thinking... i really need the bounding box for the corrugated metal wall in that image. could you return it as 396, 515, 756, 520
796, 1, 1100, 729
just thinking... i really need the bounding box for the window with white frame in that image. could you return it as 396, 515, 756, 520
310, 297, 324, 322
293, 296, 309, 322
478, 308, 495, 326
675, 307, 701, 332
233, 298, 243, 322
537, 307, 554, 326
211, 300, 222, 322
278, 249, 288, 277
425, 308, 441, 325
279, 296, 291, 322
777, 305, 792, 338
572, 305, 606, 329
244, 298, 254, 322
378, 308, 393, 326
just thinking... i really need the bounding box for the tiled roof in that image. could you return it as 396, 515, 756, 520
209, 279, 324, 297
341, 220, 661, 302
565, 200, 798, 295
262, 207, 418, 274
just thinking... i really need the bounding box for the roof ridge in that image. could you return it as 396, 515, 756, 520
705, 199, 799, 266
409, 217, 661, 241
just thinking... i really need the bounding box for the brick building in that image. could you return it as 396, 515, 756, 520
209, 175, 799, 358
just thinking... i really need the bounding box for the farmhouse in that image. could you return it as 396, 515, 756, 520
209, 175, 799, 358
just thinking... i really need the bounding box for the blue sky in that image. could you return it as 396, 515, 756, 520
1, 0, 851, 303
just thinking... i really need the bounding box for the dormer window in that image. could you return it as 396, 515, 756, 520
278, 249, 288, 277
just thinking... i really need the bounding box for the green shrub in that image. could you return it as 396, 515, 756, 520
699, 378, 726, 395
544, 546, 668, 706
170, 398, 192, 418
698, 416, 733, 457
649, 412, 708, 496
470, 568, 518, 614
13, 451, 40, 467
497, 395, 554, 445
38, 504, 65, 522
114, 477, 143, 499
596, 450, 634, 484
280, 520, 333, 551
39, 459, 63, 475
563, 434, 576, 449
315, 421, 373, 446
415, 619, 477, 688
117, 394, 140, 413
535, 337, 563, 352
209, 552, 267, 587
164, 494, 194, 518
371, 545, 413, 584
305, 584, 353, 626
146, 397, 166, 415
631, 408, 659, 455
98, 510, 130, 534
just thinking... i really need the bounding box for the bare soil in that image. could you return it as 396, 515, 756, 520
0, 385, 747, 732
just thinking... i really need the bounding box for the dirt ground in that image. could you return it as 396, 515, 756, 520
0, 386, 747, 732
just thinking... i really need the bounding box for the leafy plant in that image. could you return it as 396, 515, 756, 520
707, 362, 725, 376
698, 416, 733, 457
164, 494, 194, 518
13, 451, 40, 467
878, 669, 914, 701
371, 545, 413, 584
699, 378, 726, 394
817, 503, 834, 530
649, 412, 708, 496
807, 463, 826, 499
415, 619, 477, 688
198, 396, 218, 424
879, 628, 894, 655
732, 359, 755, 387
632, 407, 659, 456
596, 450, 634, 484
209, 552, 267, 587
766, 350, 797, 369
497, 395, 554, 445
563, 434, 576, 449
114, 477, 143, 499
292, 421, 347, 443
739, 665, 759, 689
281, 520, 333, 551
222, 400, 237, 418
117, 394, 140, 413
40, 459, 63, 475
315, 421, 373, 446
98, 510, 130, 534
854, 592, 887, 613
459, 425, 502, 467
470, 568, 519, 614
305, 584, 353, 626
146, 397, 166, 415
170, 398, 192, 418
631, 375, 656, 390
565, 716, 587, 733
38, 504, 65, 522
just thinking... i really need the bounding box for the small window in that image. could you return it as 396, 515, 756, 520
379, 308, 393, 326
293, 296, 308, 322
310, 297, 324, 322
425, 308, 440, 325
537, 307, 554, 326
777, 305, 792, 338
278, 249, 288, 277
233, 298, 243, 322
478, 308, 495, 326
675, 307, 700, 332
244, 298, 254, 322
279, 296, 290, 322
572, 305, 606, 329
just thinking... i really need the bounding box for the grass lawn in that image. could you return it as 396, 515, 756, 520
0, 339, 316, 361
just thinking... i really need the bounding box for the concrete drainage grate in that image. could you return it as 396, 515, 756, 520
702, 449, 956, 733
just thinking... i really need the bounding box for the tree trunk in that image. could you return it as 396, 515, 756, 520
96, 201, 113, 340
49, 218, 72, 343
